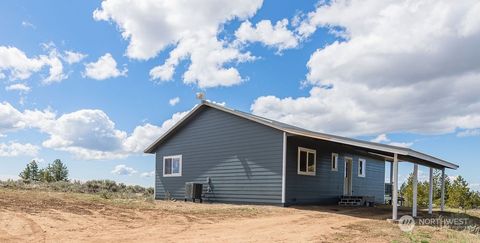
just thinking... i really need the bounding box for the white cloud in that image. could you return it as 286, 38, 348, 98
62, 51, 87, 64
94, 0, 262, 88
83, 53, 127, 80
457, 129, 480, 137
1, 101, 190, 160
123, 110, 190, 153
0, 101, 55, 135
111, 164, 137, 176
169, 97, 180, 106
42, 59, 65, 84
235, 19, 298, 52
5, 83, 31, 93
21, 21, 35, 29
38, 42, 70, 84
40, 109, 129, 160
0, 142, 39, 157
371, 134, 389, 143
0, 46, 48, 80
140, 170, 155, 177
252, 0, 480, 137
370, 133, 412, 147
0, 45, 70, 84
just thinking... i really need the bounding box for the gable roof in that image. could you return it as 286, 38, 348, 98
145, 100, 459, 170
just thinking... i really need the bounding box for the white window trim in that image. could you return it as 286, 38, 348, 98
297, 147, 316, 176
163, 155, 182, 177
358, 158, 366, 177
331, 153, 338, 172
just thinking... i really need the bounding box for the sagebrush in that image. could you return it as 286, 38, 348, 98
0, 179, 154, 200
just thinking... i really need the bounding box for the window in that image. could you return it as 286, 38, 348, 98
163, 155, 182, 177
331, 153, 338, 171
298, 147, 316, 176
358, 158, 366, 177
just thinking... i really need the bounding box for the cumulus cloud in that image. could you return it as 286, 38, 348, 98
5, 83, 31, 93
40, 109, 129, 160
62, 51, 87, 64
0, 101, 55, 135
94, 0, 262, 88
371, 134, 389, 143
235, 19, 298, 52
169, 97, 180, 106
370, 133, 412, 148
252, 0, 480, 137
83, 53, 127, 80
0, 46, 48, 80
41, 56, 66, 84
0, 45, 72, 85
111, 164, 137, 176
0, 101, 190, 160
140, 170, 155, 177
0, 142, 39, 157
123, 110, 190, 153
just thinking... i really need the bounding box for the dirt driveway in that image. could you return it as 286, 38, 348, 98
0, 189, 479, 242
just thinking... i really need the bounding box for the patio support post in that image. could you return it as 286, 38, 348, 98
428, 167, 433, 214
412, 164, 418, 217
390, 161, 393, 184
441, 168, 445, 212
392, 153, 399, 220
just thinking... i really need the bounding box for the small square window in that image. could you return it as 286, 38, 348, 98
298, 147, 316, 176
331, 153, 338, 171
358, 158, 366, 177
163, 155, 182, 177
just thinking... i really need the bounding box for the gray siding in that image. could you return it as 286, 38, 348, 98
285, 136, 385, 204
155, 107, 283, 204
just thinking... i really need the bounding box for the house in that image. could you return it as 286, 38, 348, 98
145, 100, 458, 220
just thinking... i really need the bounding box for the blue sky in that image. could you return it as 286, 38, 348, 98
0, 0, 479, 189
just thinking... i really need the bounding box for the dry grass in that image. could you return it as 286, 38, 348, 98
332, 218, 480, 243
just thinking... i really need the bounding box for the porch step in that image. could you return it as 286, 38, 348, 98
338, 196, 375, 207
339, 201, 362, 206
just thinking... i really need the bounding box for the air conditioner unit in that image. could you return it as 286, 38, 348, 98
185, 182, 203, 203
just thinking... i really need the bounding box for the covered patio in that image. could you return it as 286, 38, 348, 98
278, 128, 459, 220
382, 151, 459, 220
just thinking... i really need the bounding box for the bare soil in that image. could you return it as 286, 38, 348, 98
0, 188, 479, 242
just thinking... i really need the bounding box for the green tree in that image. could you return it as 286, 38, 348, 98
470, 191, 480, 209
19, 160, 40, 183
432, 169, 450, 205
400, 173, 430, 207
39, 167, 54, 182
448, 176, 472, 212
48, 159, 69, 182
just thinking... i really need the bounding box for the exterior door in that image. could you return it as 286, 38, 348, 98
344, 157, 353, 195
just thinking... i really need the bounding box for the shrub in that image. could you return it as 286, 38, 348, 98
0, 179, 154, 200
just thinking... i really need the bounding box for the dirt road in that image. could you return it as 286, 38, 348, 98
0, 189, 478, 242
